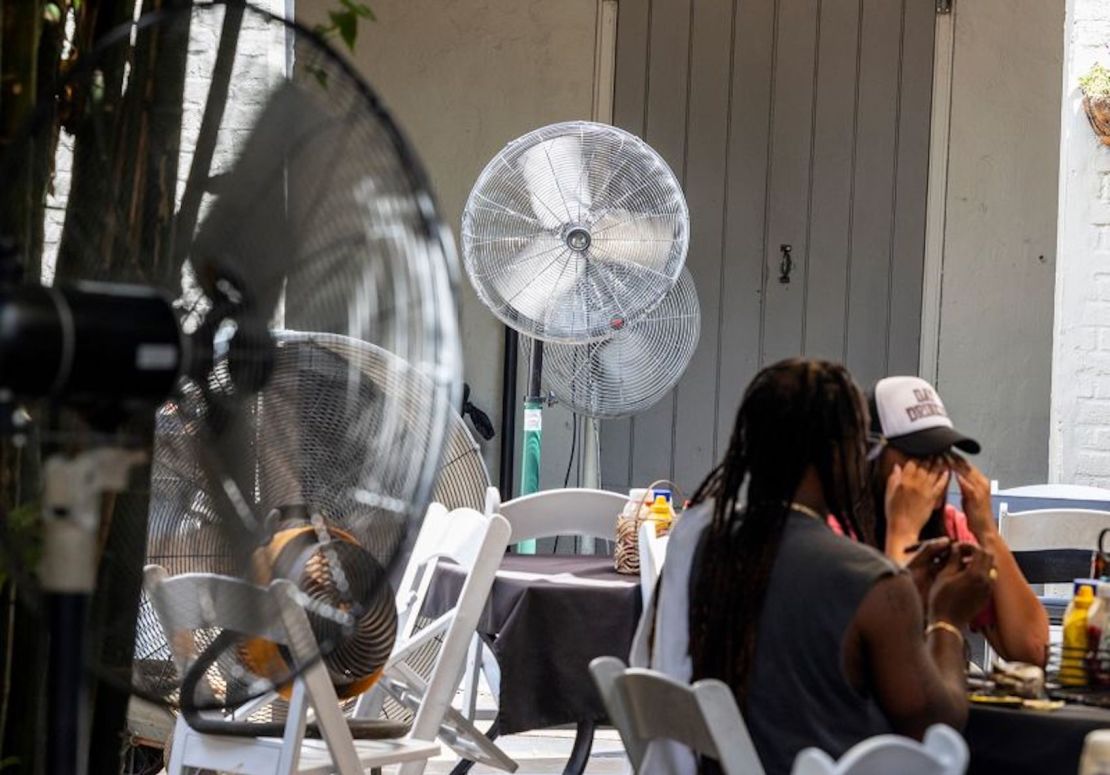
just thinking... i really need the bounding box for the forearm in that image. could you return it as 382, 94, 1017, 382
978, 529, 1050, 666
924, 627, 970, 730
885, 527, 920, 562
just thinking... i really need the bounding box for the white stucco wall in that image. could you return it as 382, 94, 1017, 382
936, 0, 1064, 489
1050, 0, 1110, 485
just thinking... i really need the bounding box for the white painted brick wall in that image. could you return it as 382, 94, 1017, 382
1050, 0, 1110, 484
42, 1, 285, 285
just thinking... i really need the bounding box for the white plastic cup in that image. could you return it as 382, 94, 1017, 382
1079, 730, 1110, 775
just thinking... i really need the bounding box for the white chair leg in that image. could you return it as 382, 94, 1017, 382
302, 661, 362, 775
166, 715, 190, 775
462, 635, 482, 721
276, 679, 310, 775
481, 641, 502, 702
353, 683, 386, 720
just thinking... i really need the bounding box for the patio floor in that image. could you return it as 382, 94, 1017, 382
421, 728, 627, 775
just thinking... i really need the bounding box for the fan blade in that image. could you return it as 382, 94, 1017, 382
495, 233, 579, 325
518, 133, 593, 229
190, 80, 332, 320
587, 207, 680, 275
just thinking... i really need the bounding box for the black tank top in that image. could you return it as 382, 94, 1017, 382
698, 510, 899, 774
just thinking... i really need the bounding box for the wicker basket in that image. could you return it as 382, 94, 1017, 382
1084, 96, 1110, 147
613, 480, 684, 576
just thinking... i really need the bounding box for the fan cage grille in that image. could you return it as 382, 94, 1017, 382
462, 120, 689, 344
524, 267, 700, 419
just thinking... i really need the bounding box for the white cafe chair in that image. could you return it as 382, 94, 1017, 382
996, 483, 1110, 500
997, 502, 1110, 598
154, 503, 511, 775
589, 656, 765, 775
460, 486, 629, 723
791, 724, 968, 775
498, 486, 629, 546
148, 568, 439, 775
353, 503, 517, 774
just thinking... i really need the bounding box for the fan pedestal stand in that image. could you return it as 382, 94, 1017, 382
39, 448, 145, 775
577, 415, 601, 554
518, 341, 544, 554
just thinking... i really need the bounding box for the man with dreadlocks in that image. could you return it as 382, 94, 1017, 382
630, 359, 994, 775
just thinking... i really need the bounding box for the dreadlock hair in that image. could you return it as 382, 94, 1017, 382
688, 358, 874, 706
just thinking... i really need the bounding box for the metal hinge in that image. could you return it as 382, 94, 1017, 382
936, 0, 952, 14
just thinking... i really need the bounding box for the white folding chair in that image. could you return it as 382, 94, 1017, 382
996, 483, 1110, 500
988, 502, 1110, 666
460, 486, 629, 724
791, 724, 968, 775
354, 504, 516, 774
589, 656, 765, 775
637, 520, 668, 605
498, 486, 629, 546
147, 568, 439, 775
997, 502, 1110, 597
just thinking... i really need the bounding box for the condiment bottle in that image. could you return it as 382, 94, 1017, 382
649, 494, 675, 537
1091, 583, 1110, 686
1063, 584, 1096, 686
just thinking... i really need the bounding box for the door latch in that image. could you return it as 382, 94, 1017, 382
779, 244, 793, 284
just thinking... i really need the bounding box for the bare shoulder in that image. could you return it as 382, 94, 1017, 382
855, 571, 923, 640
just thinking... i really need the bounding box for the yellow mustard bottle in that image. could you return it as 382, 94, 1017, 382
1062, 584, 1096, 686
649, 494, 674, 537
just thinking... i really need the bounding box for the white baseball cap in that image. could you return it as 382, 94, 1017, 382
870, 376, 980, 457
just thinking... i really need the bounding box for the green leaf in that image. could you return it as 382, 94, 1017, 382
329, 9, 358, 51
340, 0, 375, 20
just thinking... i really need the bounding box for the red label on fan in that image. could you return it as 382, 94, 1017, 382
610, 317, 625, 330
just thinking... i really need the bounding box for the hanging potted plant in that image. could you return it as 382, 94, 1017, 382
1080, 63, 1110, 146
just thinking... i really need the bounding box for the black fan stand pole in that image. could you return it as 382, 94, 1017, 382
498, 325, 518, 499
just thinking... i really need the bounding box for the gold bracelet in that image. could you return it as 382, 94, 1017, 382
925, 620, 965, 645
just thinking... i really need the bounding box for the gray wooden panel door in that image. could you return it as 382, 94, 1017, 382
601, 0, 935, 495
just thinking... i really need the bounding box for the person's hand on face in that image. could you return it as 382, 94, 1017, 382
884, 457, 949, 543
928, 542, 996, 628
949, 454, 996, 539
904, 537, 953, 606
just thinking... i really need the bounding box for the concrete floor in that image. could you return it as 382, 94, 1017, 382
420, 728, 628, 775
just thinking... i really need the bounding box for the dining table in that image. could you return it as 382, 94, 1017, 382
422, 552, 643, 775
965, 701, 1110, 773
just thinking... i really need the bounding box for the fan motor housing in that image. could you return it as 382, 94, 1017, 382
0, 283, 182, 405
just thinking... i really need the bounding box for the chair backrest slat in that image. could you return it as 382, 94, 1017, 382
590, 656, 765, 775
621, 670, 721, 757
144, 568, 288, 645
999, 504, 1110, 552
500, 488, 628, 543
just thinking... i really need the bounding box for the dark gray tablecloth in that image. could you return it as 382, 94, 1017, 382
966, 703, 1110, 774
423, 554, 642, 734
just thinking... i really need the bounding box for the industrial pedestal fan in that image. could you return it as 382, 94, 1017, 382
0, 3, 461, 773
521, 265, 700, 419
461, 121, 689, 538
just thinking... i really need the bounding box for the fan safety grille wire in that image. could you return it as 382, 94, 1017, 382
462, 121, 689, 344
523, 267, 700, 419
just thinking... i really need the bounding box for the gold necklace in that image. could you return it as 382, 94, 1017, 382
786, 501, 825, 522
